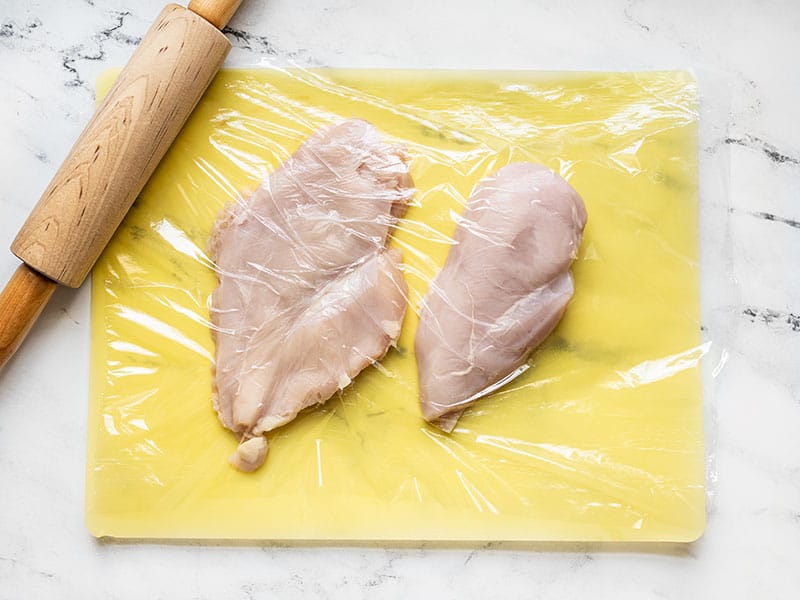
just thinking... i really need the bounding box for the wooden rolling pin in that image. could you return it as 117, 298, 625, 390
0, 0, 243, 369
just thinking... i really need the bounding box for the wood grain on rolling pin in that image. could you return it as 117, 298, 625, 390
11, 4, 230, 288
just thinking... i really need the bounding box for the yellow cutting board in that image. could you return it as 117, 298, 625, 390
87, 69, 704, 541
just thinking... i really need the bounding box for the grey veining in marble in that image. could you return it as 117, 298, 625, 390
1, 1, 799, 598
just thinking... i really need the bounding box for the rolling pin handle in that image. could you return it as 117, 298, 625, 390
188, 0, 244, 30
0, 265, 57, 371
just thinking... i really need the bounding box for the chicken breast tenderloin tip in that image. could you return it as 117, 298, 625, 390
415, 162, 587, 432
209, 119, 413, 471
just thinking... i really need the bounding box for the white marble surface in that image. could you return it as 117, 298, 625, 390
1, 0, 799, 597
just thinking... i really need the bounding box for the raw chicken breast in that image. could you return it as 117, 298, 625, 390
415, 162, 587, 431
209, 119, 412, 471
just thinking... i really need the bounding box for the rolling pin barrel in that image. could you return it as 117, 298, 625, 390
11, 4, 231, 288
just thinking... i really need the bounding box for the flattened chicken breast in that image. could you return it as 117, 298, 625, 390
209, 119, 412, 471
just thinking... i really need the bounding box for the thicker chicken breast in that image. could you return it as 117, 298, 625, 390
415, 163, 587, 431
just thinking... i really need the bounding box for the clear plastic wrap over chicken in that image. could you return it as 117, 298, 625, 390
209, 119, 412, 471
210, 117, 586, 468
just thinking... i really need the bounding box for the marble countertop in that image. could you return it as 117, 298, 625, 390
1, 0, 798, 597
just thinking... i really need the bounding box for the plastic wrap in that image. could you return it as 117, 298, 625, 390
87, 68, 710, 541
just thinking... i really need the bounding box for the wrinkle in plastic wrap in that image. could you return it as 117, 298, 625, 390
87, 69, 705, 541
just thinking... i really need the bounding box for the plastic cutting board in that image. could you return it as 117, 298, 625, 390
87, 69, 704, 541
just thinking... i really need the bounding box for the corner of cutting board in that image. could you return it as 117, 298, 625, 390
96, 68, 122, 103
